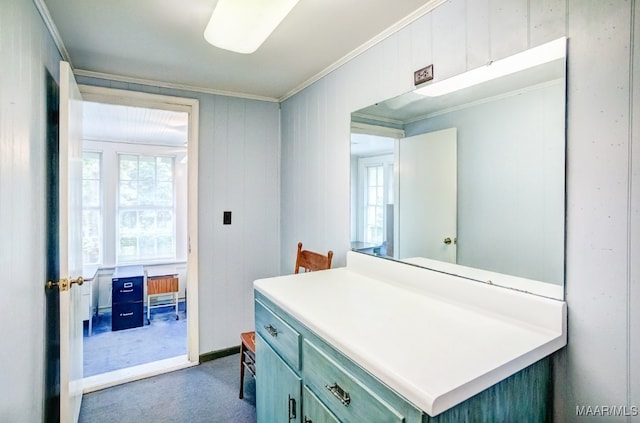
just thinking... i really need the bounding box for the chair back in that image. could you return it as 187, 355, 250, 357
295, 242, 333, 273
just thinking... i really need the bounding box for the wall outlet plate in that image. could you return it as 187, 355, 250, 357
414, 65, 434, 86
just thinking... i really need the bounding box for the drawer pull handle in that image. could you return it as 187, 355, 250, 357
326, 383, 350, 406
264, 324, 278, 337
288, 395, 297, 421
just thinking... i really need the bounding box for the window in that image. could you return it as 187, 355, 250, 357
355, 153, 394, 248
82, 152, 102, 264
117, 154, 175, 262
364, 164, 385, 244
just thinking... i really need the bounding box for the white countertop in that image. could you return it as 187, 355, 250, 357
254, 251, 566, 416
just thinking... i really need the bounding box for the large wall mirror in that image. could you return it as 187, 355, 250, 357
350, 38, 566, 299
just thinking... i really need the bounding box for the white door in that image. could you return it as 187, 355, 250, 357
59, 61, 84, 423
397, 128, 457, 263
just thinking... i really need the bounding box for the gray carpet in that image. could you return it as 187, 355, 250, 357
79, 353, 256, 423
84, 303, 187, 376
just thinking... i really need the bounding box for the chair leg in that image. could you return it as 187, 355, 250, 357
239, 343, 246, 399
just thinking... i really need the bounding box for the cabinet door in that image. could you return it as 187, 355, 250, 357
302, 386, 340, 423
256, 333, 302, 423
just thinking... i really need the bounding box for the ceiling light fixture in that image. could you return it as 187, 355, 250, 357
204, 0, 300, 54
415, 37, 566, 97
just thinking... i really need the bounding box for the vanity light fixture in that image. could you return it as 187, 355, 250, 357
415, 37, 566, 97
204, 0, 300, 54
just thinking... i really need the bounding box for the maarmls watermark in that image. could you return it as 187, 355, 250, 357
576, 405, 639, 417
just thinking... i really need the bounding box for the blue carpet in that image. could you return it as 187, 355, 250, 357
79, 353, 256, 423
84, 302, 187, 376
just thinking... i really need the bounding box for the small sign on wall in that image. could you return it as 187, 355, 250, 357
414, 65, 434, 86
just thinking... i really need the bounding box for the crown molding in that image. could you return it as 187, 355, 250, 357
33, 0, 71, 63
350, 122, 405, 138
351, 112, 404, 126
73, 69, 280, 103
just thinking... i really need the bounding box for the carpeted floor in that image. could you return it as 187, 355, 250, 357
84, 302, 187, 376
79, 353, 256, 423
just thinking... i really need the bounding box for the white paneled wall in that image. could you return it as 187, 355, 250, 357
281, 0, 639, 421
0, 0, 61, 420
633, 0, 640, 413
75, 77, 281, 354
560, 1, 635, 419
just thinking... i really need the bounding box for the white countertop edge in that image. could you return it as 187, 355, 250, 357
427, 336, 567, 416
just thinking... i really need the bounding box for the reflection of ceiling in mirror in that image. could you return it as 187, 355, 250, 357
350, 133, 394, 157
353, 57, 565, 124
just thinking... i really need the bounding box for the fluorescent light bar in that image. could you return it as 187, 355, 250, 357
204, 0, 299, 54
415, 37, 566, 97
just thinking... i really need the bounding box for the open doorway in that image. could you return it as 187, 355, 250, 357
78, 86, 200, 392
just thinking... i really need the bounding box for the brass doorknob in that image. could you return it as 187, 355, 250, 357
46, 276, 84, 291
443, 237, 452, 245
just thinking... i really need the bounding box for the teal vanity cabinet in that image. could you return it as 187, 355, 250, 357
254, 252, 566, 423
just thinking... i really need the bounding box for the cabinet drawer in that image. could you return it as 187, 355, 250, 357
303, 340, 404, 423
112, 277, 143, 303
303, 385, 340, 423
255, 299, 301, 370
112, 302, 143, 331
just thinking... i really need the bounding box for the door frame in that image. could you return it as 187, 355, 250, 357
78, 85, 200, 387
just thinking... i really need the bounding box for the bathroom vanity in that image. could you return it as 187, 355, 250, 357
254, 251, 566, 422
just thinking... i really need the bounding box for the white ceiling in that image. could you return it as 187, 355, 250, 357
83, 102, 188, 147
42, 0, 444, 101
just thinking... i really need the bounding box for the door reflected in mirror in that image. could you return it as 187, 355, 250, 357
350, 38, 566, 299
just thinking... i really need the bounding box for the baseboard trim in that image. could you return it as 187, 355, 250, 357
199, 346, 240, 363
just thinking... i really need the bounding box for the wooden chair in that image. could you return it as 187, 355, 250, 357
239, 242, 333, 399
295, 242, 334, 273
238, 331, 255, 399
